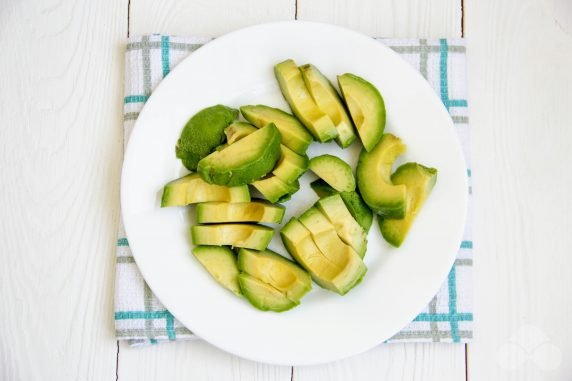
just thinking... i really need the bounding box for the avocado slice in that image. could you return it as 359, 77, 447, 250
198, 123, 281, 186
238, 274, 298, 312
192, 246, 241, 296
316, 195, 368, 258
237, 248, 311, 302
195, 200, 285, 224
357, 134, 407, 218
176, 105, 238, 171
191, 224, 274, 250
379, 163, 437, 247
251, 176, 300, 203
309, 154, 356, 192
272, 145, 309, 183
224, 122, 257, 144
338, 74, 386, 152
240, 105, 313, 155
274, 60, 338, 142
300, 64, 357, 148
161, 173, 250, 207
281, 218, 367, 295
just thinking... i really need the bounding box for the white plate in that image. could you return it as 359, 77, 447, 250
122, 21, 467, 366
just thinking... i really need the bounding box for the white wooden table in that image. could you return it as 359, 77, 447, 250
1, 0, 571, 380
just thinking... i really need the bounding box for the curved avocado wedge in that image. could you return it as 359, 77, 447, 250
300, 64, 357, 148
192, 246, 241, 296
251, 176, 300, 204
176, 105, 238, 171
224, 122, 257, 144
196, 200, 285, 224
198, 123, 281, 186
357, 134, 407, 218
191, 224, 273, 250
240, 105, 312, 154
161, 173, 250, 207
309, 154, 355, 192
338, 74, 386, 152
274, 59, 338, 143
238, 248, 311, 302
379, 163, 437, 247
238, 274, 298, 312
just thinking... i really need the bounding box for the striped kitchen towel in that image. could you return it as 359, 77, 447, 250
115, 35, 473, 346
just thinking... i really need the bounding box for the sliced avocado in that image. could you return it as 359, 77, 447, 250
273, 145, 309, 183
300, 64, 357, 148
176, 105, 238, 171
338, 74, 386, 152
281, 218, 367, 295
191, 224, 274, 250
161, 173, 250, 207
198, 123, 281, 186
309, 178, 337, 197
224, 122, 257, 144
274, 59, 338, 142
357, 133, 407, 218
379, 163, 437, 247
192, 246, 241, 296
238, 249, 311, 301
309, 154, 355, 192
238, 273, 298, 312
240, 105, 313, 155
251, 176, 300, 203
196, 200, 285, 224
316, 195, 367, 258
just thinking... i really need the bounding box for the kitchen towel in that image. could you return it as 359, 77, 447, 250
115, 35, 473, 346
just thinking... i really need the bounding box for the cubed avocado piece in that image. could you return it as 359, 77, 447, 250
192, 246, 241, 296
240, 105, 313, 155
191, 224, 274, 250
161, 173, 250, 207
316, 195, 368, 258
272, 145, 309, 183
338, 74, 386, 152
300, 64, 357, 148
281, 218, 367, 295
196, 200, 285, 224
238, 274, 298, 312
274, 59, 338, 143
251, 176, 300, 203
176, 105, 238, 171
237, 248, 311, 302
379, 163, 437, 247
198, 123, 281, 186
357, 133, 407, 218
224, 122, 257, 144
309, 154, 355, 192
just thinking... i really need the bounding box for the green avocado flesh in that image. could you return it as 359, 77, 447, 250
161, 173, 250, 207
251, 176, 300, 204
197, 123, 281, 186
309, 154, 356, 192
274, 59, 338, 142
238, 274, 297, 312
238, 248, 311, 303
280, 218, 367, 295
195, 200, 285, 224
191, 224, 274, 250
224, 122, 257, 144
240, 105, 313, 155
192, 246, 241, 296
337, 74, 386, 152
357, 134, 408, 218
300, 64, 357, 148
379, 163, 437, 247
176, 105, 238, 171
316, 195, 368, 258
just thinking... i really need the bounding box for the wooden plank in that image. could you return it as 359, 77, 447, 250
117, 341, 292, 381
297, 0, 462, 38
466, 0, 572, 379
0, 0, 126, 380
295, 344, 466, 381
129, 0, 295, 37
